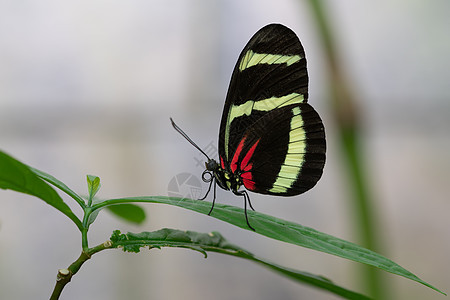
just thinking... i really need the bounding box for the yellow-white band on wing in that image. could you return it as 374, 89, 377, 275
239, 50, 302, 71
269, 106, 306, 193
224, 93, 304, 159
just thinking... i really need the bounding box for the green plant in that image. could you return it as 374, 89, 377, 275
0, 150, 445, 299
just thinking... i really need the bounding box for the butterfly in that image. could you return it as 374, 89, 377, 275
171, 24, 326, 231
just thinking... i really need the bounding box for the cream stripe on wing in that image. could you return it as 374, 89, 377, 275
224, 93, 304, 159
229, 93, 304, 123
239, 50, 302, 71
269, 106, 306, 193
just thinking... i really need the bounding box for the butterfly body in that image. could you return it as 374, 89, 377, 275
172, 24, 326, 230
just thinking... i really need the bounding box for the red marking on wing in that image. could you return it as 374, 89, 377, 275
240, 139, 260, 191
240, 139, 260, 171
241, 172, 256, 190
243, 163, 253, 172
230, 136, 247, 173
220, 156, 226, 169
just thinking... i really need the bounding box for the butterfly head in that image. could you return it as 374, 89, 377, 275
203, 158, 227, 191
204, 158, 243, 193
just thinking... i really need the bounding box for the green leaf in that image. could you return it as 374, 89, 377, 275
93, 196, 445, 295
86, 207, 100, 227
110, 228, 371, 300
106, 204, 146, 225
86, 175, 101, 201
31, 167, 86, 209
0, 151, 83, 230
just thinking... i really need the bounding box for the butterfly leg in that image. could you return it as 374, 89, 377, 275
198, 170, 217, 216
245, 190, 256, 211
199, 170, 213, 200
207, 180, 217, 216
199, 178, 213, 201
234, 190, 255, 231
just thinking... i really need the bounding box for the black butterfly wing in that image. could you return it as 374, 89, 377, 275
219, 24, 309, 162
218, 23, 325, 195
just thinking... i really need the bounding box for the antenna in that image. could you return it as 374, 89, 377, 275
170, 118, 211, 161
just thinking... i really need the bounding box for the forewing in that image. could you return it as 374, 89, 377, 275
218, 24, 309, 164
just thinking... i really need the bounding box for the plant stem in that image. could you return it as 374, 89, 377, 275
81, 207, 94, 251
81, 228, 89, 251
49, 241, 112, 300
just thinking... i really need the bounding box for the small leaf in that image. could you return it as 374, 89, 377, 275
110, 228, 371, 300
86, 175, 101, 200
0, 151, 82, 230
106, 204, 146, 224
86, 207, 101, 226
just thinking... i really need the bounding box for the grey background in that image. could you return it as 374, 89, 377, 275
1, 1, 449, 299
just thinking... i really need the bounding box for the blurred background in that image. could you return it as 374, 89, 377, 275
0, 1, 449, 299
